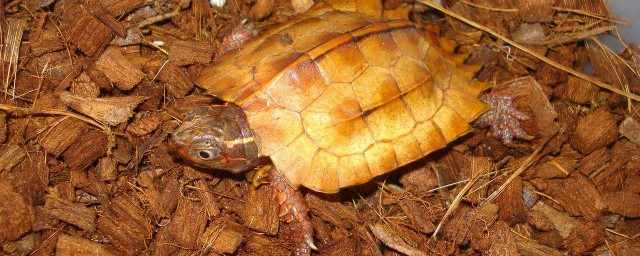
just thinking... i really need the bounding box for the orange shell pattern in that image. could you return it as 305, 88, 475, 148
196, 4, 488, 193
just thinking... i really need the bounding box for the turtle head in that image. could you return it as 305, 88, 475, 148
168, 104, 260, 173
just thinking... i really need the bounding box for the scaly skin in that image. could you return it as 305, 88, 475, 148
267, 168, 316, 256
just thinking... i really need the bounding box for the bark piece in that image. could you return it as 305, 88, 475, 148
66, 8, 113, 56
592, 140, 640, 193
56, 234, 117, 256
306, 193, 359, 229
164, 197, 208, 249
577, 147, 610, 176
369, 222, 427, 256
487, 221, 519, 256
94, 47, 145, 90
0, 144, 26, 172
0, 180, 35, 243
39, 117, 89, 156
201, 224, 244, 254
155, 63, 194, 98
0, 112, 5, 143
138, 170, 179, 218
62, 129, 108, 170
126, 111, 161, 136
59, 91, 147, 126
244, 234, 291, 255
555, 76, 599, 104
194, 179, 220, 217
603, 191, 640, 218
571, 107, 619, 154
96, 157, 117, 181
532, 201, 579, 238
100, 0, 147, 16
565, 221, 605, 255
518, 0, 554, 22
242, 184, 279, 235
545, 173, 606, 220
97, 195, 152, 255
167, 40, 213, 66
495, 176, 526, 224
44, 196, 95, 231
526, 210, 555, 231
620, 117, 640, 147
29, 27, 64, 56
514, 233, 564, 256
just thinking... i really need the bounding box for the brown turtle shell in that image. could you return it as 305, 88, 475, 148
196, 3, 488, 193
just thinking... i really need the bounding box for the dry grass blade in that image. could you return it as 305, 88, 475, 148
431, 158, 486, 238
0, 103, 112, 135
416, 0, 640, 102
2, 18, 26, 98
484, 137, 551, 204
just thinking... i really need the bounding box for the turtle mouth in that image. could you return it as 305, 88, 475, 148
167, 136, 190, 161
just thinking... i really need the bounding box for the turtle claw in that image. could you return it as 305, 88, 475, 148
306, 236, 318, 250
246, 165, 271, 187
477, 92, 533, 145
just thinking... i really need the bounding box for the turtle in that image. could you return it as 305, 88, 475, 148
168, 1, 490, 255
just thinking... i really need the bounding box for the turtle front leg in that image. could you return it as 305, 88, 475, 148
265, 167, 316, 255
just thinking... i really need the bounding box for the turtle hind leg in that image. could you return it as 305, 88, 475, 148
268, 167, 316, 255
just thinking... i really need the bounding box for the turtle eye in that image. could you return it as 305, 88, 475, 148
197, 148, 219, 160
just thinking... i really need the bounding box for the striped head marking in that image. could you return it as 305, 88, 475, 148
168, 105, 259, 173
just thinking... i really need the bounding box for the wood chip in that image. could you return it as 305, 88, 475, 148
165, 196, 208, 248
59, 91, 147, 126
565, 221, 605, 255
577, 147, 610, 176
306, 193, 359, 229
526, 210, 555, 231
98, 195, 152, 255
555, 76, 599, 104
29, 28, 64, 57
244, 234, 291, 255
126, 111, 161, 136
0, 180, 35, 243
201, 224, 244, 254
194, 179, 221, 217
56, 234, 117, 256
571, 107, 619, 154
39, 117, 89, 156
603, 191, 640, 218
514, 233, 564, 256
0, 144, 26, 172
94, 47, 145, 90
0, 112, 5, 144
65, 8, 113, 56
546, 173, 606, 220
487, 221, 519, 256
518, 0, 554, 22
138, 170, 179, 218
241, 185, 279, 235
369, 222, 427, 256
62, 129, 108, 170
495, 176, 526, 224
155, 63, 194, 98
44, 196, 96, 231
620, 117, 640, 147
532, 201, 579, 238
167, 40, 213, 66
95, 157, 117, 181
